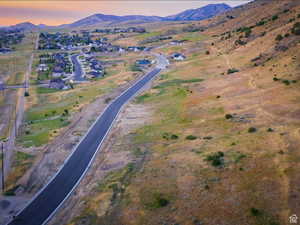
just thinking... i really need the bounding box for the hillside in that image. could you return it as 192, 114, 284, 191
52, 0, 300, 225
166, 3, 231, 21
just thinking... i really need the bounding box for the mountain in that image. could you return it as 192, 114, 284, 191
67, 14, 164, 28
66, 3, 232, 28
166, 3, 231, 21
3, 3, 233, 30
9, 22, 38, 31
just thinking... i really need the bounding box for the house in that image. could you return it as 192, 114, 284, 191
171, 53, 186, 61
88, 71, 104, 78
49, 78, 69, 90
0, 48, 12, 54
37, 64, 49, 72
170, 40, 186, 46
52, 66, 64, 78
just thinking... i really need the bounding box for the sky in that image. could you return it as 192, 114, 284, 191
0, 0, 251, 26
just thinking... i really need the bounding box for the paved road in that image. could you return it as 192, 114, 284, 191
70, 54, 86, 82
7, 55, 168, 225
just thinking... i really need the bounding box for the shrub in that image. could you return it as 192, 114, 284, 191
284, 33, 290, 38
282, 80, 290, 85
245, 29, 252, 38
24, 91, 30, 97
105, 97, 112, 103
256, 20, 266, 26
206, 151, 225, 167
260, 31, 266, 37
273, 77, 280, 81
162, 132, 179, 140
146, 193, 170, 209
275, 34, 283, 41
170, 134, 179, 140
206, 50, 210, 55
225, 114, 233, 119
267, 128, 274, 132
235, 39, 247, 45
291, 22, 300, 35
250, 208, 262, 216
203, 136, 213, 140
272, 15, 279, 21
227, 68, 239, 74
248, 127, 257, 133
64, 109, 69, 115
186, 135, 197, 140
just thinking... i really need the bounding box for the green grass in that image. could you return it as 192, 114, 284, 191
19, 80, 116, 147
36, 87, 63, 94
153, 78, 204, 89
181, 33, 208, 42
136, 31, 162, 40
19, 118, 70, 147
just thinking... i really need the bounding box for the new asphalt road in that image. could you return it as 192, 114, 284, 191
7, 54, 168, 225
71, 54, 86, 82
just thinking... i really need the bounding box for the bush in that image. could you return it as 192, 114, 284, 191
170, 134, 179, 140
275, 34, 283, 41
256, 20, 266, 26
291, 22, 300, 35
250, 208, 262, 216
272, 15, 279, 21
248, 127, 257, 133
235, 39, 247, 45
24, 91, 30, 97
267, 128, 274, 132
245, 29, 252, 38
273, 77, 280, 81
225, 114, 233, 119
206, 151, 224, 167
227, 68, 239, 74
205, 50, 210, 55
282, 80, 290, 85
146, 193, 170, 209
162, 132, 179, 140
105, 97, 112, 103
186, 135, 197, 140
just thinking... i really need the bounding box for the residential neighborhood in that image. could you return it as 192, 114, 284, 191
0, 29, 25, 53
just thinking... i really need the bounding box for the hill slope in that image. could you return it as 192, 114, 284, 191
166, 3, 231, 21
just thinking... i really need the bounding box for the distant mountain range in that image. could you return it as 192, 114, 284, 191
3, 3, 232, 30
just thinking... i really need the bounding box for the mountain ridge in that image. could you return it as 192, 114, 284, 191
3, 3, 232, 30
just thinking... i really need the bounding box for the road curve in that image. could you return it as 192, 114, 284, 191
7, 56, 167, 225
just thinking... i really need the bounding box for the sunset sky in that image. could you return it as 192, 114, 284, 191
0, 1, 251, 26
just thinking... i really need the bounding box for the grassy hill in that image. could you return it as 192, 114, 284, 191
66, 0, 300, 225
